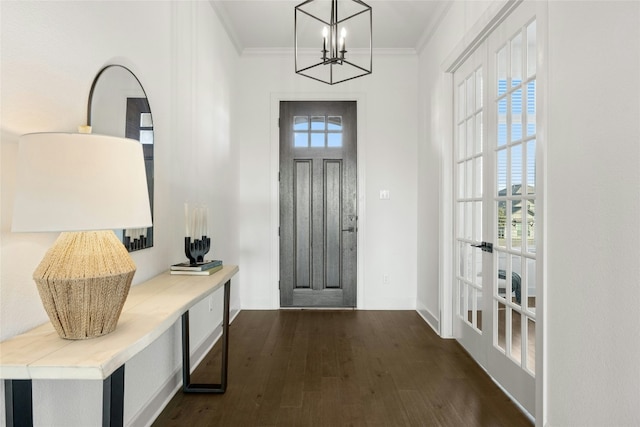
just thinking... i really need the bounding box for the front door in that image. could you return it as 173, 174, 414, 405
279, 101, 357, 307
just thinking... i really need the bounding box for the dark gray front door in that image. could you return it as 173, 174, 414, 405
280, 101, 357, 307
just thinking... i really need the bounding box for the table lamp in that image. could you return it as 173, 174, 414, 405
11, 132, 152, 339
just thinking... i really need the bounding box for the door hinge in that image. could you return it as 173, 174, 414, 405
278, 226, 280, 237
278, 280, 281, 290
278, 118, 280, 128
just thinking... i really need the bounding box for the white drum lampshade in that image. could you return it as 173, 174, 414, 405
12, 133, 152, 339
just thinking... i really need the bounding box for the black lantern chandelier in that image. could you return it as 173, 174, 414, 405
295, 0, 372, 85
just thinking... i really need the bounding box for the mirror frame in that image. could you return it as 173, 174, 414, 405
87, 64, 154, 252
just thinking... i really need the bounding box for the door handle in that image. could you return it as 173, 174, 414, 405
471, 241, 493, 253
342, 227, 356, 232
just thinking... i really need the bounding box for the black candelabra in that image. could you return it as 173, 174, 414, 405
184, 236, 211, 265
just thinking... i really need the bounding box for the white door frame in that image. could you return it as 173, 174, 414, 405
269, 92, 367, 310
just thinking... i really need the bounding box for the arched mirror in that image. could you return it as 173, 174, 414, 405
88, 65, 154, 251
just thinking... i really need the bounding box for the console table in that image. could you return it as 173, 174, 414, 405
0, 264, 239, 427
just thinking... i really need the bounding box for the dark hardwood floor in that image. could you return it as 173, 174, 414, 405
153, 310, 532, 426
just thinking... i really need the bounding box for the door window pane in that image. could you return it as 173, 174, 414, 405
467, 74, 475, 116
497, 200, 507, 246
294, 132, 308, 147
526, 257, 536, 312
511, 32, 522, 87
511, 308, 522, 364
327, 116, 342, 130
294, 116, 309, 131
474, 201, 482, 242
497, 46, 507, 96
526, 140, 536, 193
526, 21, 537, 78
511, 89, 523, 141
511, 255, 522, 303
474, 157, 483, 197
466, 118, 474, 157
327, 133, 342, 147
475, 112, 483, 154
497, 98, 507, 146
311, 116, 325, 130
497, 148, 507, 194
526, 318, 536, 374
526, 80, 536, 136
526, 199, 536, 254
458, 123, 466, 160
510, 144, 523, 194
310, 133, 324, 147
496, 300, 506, 352
476, 68, 483, 110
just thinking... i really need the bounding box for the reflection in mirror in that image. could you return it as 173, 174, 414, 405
88, 65, 154, 251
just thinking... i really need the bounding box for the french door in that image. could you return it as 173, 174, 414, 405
453, 1, 540, 416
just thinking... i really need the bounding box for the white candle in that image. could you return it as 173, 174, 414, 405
185, 203, 190, 237
205, 207, 209, 237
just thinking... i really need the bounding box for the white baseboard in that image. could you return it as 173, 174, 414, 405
416, 304, 440, 335
129, 308, 241, 427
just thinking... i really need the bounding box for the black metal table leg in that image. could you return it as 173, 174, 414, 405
102, 365, 125, 427
182, 279, 230, 393
4, 379, 32, 427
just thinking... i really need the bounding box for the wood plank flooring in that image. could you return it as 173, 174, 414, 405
152, 310, 532, 427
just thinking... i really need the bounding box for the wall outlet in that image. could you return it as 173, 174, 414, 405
383, 274, 389, 284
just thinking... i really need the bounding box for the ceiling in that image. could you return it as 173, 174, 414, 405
210, 0, 450, 53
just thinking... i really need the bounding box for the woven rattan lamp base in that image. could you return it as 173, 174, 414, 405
33, 231, 136, 340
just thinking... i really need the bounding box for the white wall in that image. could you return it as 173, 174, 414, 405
418, 0, 640, 425
235, 51, 419, 310
416, 0, 495, 333
0, 1, 239, 426
545, 1, 640, 425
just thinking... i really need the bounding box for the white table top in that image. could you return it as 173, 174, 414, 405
0, 265, 239, 381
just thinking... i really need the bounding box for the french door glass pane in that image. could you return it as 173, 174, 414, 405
475, 112, 483, 154
497, 46, 507, 96
526, 81, 536, 136
474, 201, 482, 242
511, 89, 523, 141
511, 32, 522, 87
526, 21, 537, 78
474, 157, 483, 197
526, 318, 536, 374
497, 300, 506, 352
467, 118, 474, 157
467, 75, 475, 116
466, 159, 473, 198
511, 254, 522, 303
511, 308, 522, 363
511, 144, 523, 193
498, 98, 508, 146
526, 258, 536, 312
458, 123, 466, 160
526, 199, 536, 254
526, 140, 536, 192
497, 148, 507, 194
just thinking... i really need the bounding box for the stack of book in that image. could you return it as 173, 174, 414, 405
170, 260, 223, 275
